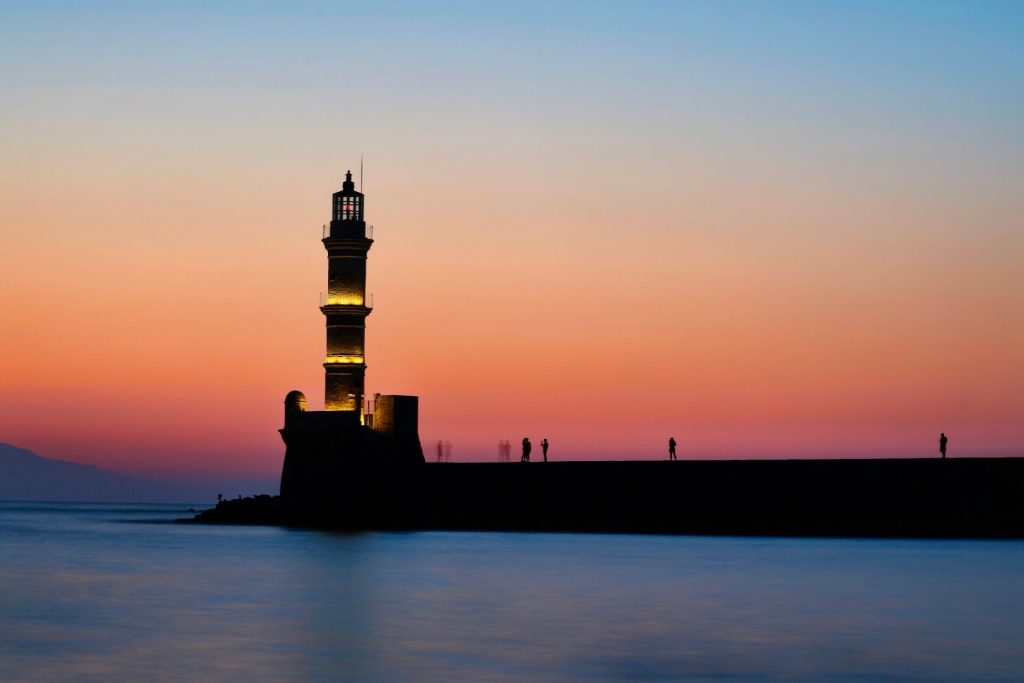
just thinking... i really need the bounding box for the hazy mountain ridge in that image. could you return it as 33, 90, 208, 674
0, 443, 275, 504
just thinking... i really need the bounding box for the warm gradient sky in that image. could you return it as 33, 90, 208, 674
2, 1, 1022, 479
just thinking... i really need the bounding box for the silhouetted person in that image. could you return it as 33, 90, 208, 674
436, 440, 444, 463
541, 438, 549, 462
521, 437, 531, 463
668, 437, 677, 461
939, 432, 948, 459
504, 440, 511, 462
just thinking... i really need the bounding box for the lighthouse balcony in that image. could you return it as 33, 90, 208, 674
319, 292, 373, 312
323, 223, 373, 240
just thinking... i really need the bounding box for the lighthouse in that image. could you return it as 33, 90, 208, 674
322, 170, 371, 416
279, 171, 423, 515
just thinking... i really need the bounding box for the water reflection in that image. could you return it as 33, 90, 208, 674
1, 503, 1022, 682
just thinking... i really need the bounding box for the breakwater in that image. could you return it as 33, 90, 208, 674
196, 457, 1024, 538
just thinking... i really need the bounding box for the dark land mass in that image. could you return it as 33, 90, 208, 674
0, 443, 275, 504
193, 457, 1024, 538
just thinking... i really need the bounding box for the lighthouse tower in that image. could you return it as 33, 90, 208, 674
322, 170, 371, 416
279, 171, 423, 514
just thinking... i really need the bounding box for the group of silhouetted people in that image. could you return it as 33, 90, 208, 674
497, 440, 512, 462
435, 440, 453, 463
503, 437, 549, 463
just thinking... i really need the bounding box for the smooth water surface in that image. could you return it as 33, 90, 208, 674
0, 501, 1022, 682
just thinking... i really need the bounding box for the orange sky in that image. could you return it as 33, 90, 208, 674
1, 3, 1022, 478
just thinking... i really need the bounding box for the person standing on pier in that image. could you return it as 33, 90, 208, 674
521, 437, 532, 463
939, 433, 948, 459
668, 437, 677, 461
541, 438, 549, 462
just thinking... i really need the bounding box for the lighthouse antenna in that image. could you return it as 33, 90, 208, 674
360, 155, 364, 192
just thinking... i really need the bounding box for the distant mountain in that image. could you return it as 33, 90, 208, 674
0, 443, 276, 504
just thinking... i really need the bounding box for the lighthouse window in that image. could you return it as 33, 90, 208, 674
333, 195, 362, 221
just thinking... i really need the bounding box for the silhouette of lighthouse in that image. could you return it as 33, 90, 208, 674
279, 171, 423, 509
322, 170, 371, 415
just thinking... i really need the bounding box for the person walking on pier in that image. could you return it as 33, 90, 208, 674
668, 437, 677, 461
939, 432, 948, 459
521, 437, 532, 463
541, 438, 549, 462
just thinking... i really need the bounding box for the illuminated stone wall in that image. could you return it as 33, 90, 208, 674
327, 254, 367, 306
322, 236, 371, 414
372, 394, 419, 439
325, 367, 361, 412
326, 319, 365, 362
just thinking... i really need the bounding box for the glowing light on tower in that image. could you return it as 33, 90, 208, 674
321, 171, 372, 413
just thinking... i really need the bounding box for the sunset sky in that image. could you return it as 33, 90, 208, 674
2, 1, 1022, 480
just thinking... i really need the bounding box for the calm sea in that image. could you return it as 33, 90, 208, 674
0, 501, 1021, 682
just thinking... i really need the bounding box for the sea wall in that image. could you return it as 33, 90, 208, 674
396, 458, 1024, 537
201, 457, 1024, 538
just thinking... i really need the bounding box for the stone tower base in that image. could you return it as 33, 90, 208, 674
279, 396, 423, 527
